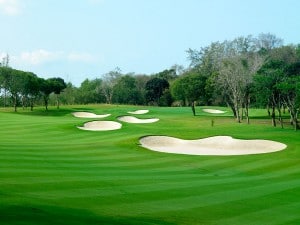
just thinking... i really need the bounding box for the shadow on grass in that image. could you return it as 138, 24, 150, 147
0, 204, 176, 225
3, 105, 103, 116
2, 108, 75, 117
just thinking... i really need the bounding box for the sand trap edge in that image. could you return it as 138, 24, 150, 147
202, 109, 226, 114
139, 135, 287, 156
72, 112, 111, 118
128, 110, 149, 115
118, 116, 159, 124
77, 121, 122, 131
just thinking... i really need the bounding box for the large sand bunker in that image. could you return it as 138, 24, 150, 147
78, 121, 122, 131
139, 136, 286, 156
202, 109, 225, 114
72, 112, 111, 118
118, 116, 159, 124
128, 110, 149, 114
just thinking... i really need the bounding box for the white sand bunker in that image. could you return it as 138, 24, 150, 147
78, 121, 122, 131
72, 112, 111, 118
139, 136, 286, 156
128, 110, 149, 115
203, 109, 225, 114
118, 116, 159, 124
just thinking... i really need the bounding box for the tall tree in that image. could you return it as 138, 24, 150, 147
254, 61, 285, 127
145, 77, 169, 105
277, 75, 300, 130
40, 78, 54, 111
255, 45, 299, 128
59, 82, 78, 105
216, 37, 261, 122
0, 54, 11, 107
6, 69, 24, 112
156, 69, 178, 81
112, 75, 141, 104
171, 71, 206, 115
76, 79, 105, 104
135, 74, 151, 105
21, 72, 40, 111
101, 68, 122, 104
48, 77, 66, 109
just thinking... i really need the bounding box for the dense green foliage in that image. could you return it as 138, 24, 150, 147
0, 65, 66, 111
0, 105, 299, 225
1, 33, 299, 129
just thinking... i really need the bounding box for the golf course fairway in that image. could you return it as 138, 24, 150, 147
0, 105, 299, 225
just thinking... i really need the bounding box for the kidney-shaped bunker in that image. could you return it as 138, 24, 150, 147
78, 121, 122, 131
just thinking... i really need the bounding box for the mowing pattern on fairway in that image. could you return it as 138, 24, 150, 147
0, 106, 300, 225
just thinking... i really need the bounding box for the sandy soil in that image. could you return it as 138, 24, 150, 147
128, 110, 149, 114
202, 109, 225, 114
72, 112, 111, 118
118, 116, 159, 124
77, 121, 122, 131
139, 136, 286, 156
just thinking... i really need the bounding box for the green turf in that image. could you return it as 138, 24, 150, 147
0, 105, 299, 225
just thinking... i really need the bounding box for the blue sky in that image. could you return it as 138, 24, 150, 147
1, 0, 300, 86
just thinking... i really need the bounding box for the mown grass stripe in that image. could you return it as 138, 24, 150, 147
218, 201, 300, 225
1, 105, 299, 225
97, 178, 300, 214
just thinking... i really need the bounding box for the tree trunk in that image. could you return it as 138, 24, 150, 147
293, 117, 298, 131
267, 104, 271, 117
22, 96, 25, 110
271, 106, 276, 127
4, 89, 7, 107
241, 107, 244, 121
44, 96, 49, 111
290, 109, 299, 131
234, 101, 241, 123
245, 99, 250, 124
277, 107, 283, 129
56, 94, 60, 109
227, 102, 237, 118
13, 95, 17, 112
191, 101, 196, 116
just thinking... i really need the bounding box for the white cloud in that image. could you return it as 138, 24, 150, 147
67, 52, 97, 63
14, 50, 99, 65
0, 52, 8, 59
0, 0, 21, 16
20, 49, 63, 65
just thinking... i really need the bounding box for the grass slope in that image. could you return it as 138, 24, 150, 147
0, 105, 299, 225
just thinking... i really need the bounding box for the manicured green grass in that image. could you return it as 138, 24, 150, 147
0, 105, 299, 225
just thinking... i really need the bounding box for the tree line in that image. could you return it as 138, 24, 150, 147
0, 55, 66, 111
1, 33, 299, 129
